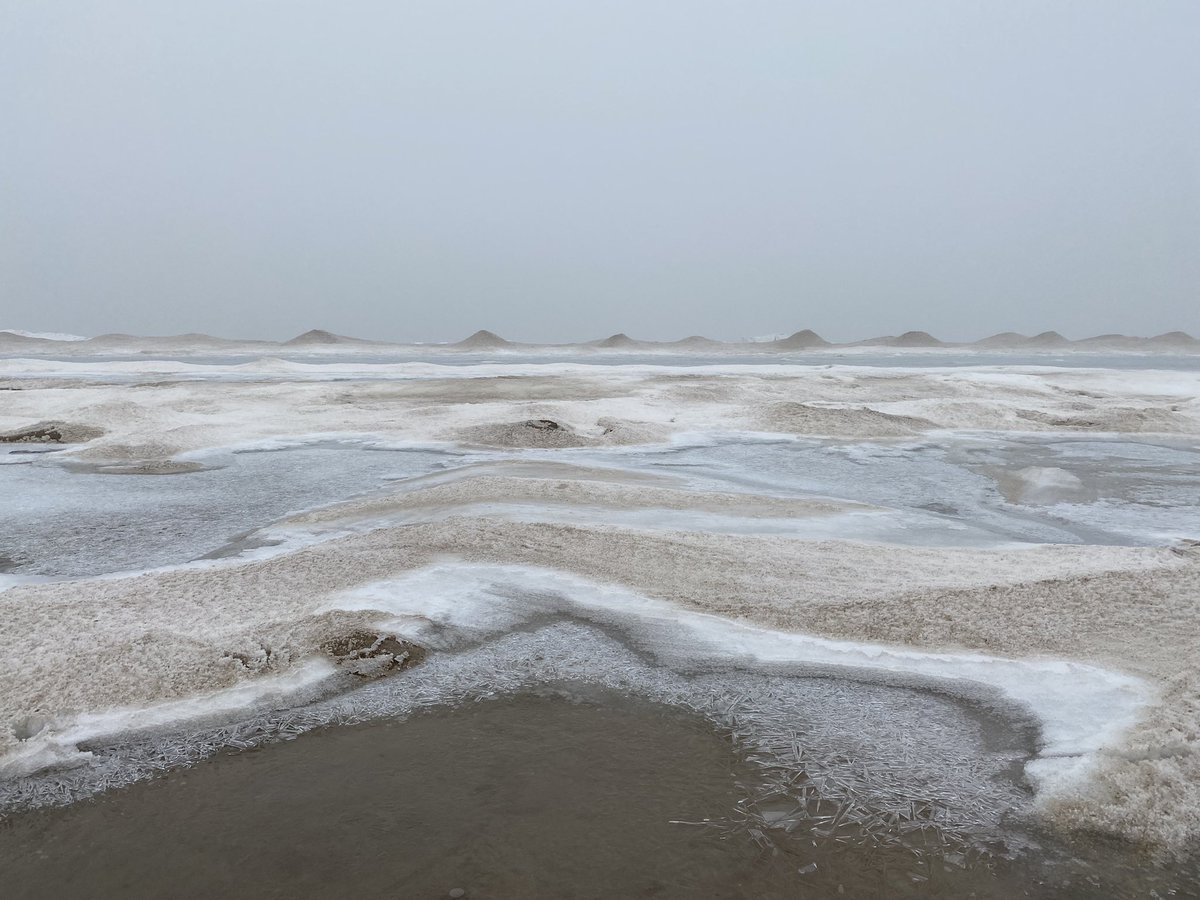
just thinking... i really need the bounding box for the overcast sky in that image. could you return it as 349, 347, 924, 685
2, 1, 1197, 343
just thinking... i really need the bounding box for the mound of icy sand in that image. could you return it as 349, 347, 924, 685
974, 332, 1030, 349
592, 332, 642, 349
453, 329, 512, 349
767, 329, 829, 350
667, 335, 722, 348
456, 419, 593, 448
1028, 331, 1070, 347
1015, 406, 1193, 433
764, 402, 935, 437
0, 330, 87, 346
1147, 331, 1199, 349
282, 329, 372, 346
855, 331, 946, 348
84, 332, 240, 349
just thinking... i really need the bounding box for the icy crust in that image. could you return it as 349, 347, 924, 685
269, 467, 1000, 549
0, 361, 1198, 471
0, 523, 1194, 851
5, 432, 1189, 607
6, 431, 1196, 587
327, 565, 1150, 797
0, 523, 1179, 794
1, 360, 1198, 854
220, 435, 1200, 551
0, 622, 1039, 866
0, 660, 337, 779
0, 443, 460, 577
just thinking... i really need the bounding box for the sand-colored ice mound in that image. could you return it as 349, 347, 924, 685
454, 417, 670, 448
455, 419, 593, 448
764, 402, 936, 437
592, 416, 672, 444
1028, 330, 1070, 347
278, 465, 862, 530
282, 329, 369, 346
1148, 331, 1199, 349
888, 330, 945, 347
453, 329, 511, 349
1016, 405, 1193, 433
768, 329, 829, 350
668, 335, 722, 349
855, 331, 945, 348
593, 332, 641, 349
0, 333, 62, 351
973, 331, 1031, 349
63, 441, 203, 474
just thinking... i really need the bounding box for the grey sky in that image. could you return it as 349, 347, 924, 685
2, 1, 1197, 343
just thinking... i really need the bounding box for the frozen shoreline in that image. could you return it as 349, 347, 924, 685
0, 355, 1198, 854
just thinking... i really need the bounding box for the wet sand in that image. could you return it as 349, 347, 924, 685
1, 689, 1195, 900
0, 692, 781, 900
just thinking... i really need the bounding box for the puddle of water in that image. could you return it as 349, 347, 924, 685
1, 686, 1192, 900
5, 691, 773, 900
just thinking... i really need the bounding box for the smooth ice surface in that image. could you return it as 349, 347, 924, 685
7, 431, 1194, 588
0, 443, 464, 576
5, 431, 1180, 583
559, 434, 1200, 546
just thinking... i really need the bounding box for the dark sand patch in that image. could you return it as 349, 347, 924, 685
456, 419, 593, 448
0, 690, 1192, 899
0, 421, 103, 444
0, 692, 774, 900
319, 629, 427, 678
